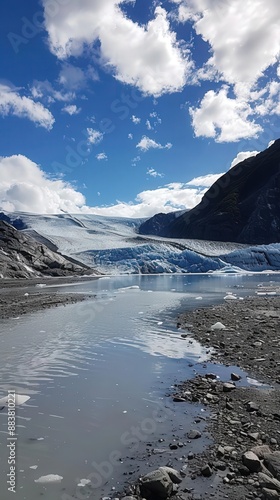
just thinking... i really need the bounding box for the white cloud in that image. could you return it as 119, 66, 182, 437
131, 115, 141, 124
0, 154, 205, 218
0, 155, 86, 213
147, 168, 164, 178
43, 1, 192, 96
62, 104, 81, 115
230, 150, 259, 168
87, 128, 104, 145
58, 63, 98, 90
31, 80, 74, 103
0, 83, 54, 130
137, 136, 172, 152
190, 87, 262, 142
187, 173, 224, 187
128, 133, 133, 140
173, 0, 280, 85
146, 120, 152, 130
96, 152, 108, 161
131, 156, 141, 166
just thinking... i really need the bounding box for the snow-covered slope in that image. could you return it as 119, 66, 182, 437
1, 212, 280, 274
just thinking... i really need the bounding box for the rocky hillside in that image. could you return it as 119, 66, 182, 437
139, 140, 280, 244
0, 221, 94, 279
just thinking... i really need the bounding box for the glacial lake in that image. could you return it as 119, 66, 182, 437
0, 273, 280, 500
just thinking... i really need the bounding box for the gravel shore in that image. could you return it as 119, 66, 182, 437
118, 296, 280, 500
0, 276, 97, 319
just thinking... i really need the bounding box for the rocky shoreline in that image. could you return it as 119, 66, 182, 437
114, 295, 280, 500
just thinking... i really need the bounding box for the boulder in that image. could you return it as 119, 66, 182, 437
251, 445, 272, 459
223, 383, 236, 392
140, 469, 173, 499
264, 452, 280, 480
258, 472, 280, 492
242, 451, 262, 472
187, 429, 202, 439
262, 488, 280, 499
158, 467, 182, 484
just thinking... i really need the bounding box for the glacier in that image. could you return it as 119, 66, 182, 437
1, 211, 280, 275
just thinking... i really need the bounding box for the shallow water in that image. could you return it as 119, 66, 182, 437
0, 273, 279, 499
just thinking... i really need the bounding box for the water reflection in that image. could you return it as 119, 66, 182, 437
0, 273, 279, 499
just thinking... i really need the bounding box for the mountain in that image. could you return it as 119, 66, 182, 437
138, 210, 185, 237
139, 140, 280, 244
0, 221, 94, 279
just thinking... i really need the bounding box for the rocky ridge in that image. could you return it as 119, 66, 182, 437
0, 220, 95, 279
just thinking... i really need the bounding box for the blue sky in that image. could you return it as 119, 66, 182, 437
0, 0, 279, 217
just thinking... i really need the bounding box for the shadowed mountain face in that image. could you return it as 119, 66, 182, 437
0, 221, 93, 279
139, 140, 280, 244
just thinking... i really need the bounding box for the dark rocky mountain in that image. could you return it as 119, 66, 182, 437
139, 140, 280, 244
138, 210, 185, 237
0, 221, 94, 279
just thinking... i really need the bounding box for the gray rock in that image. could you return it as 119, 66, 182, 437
258, 472, 280, 492
159, 467, 182, 484
238, 465, 251, 477
262, 488, 280, 500
187, 429, 202, 439
242, 451, 262, 472
140, 469, 173, 499
246, 401, 259, 412
248, 432, 260, 441
201, 464, 213, 477
264, 452, 280, 480
223, 383, 236, 392
251, 445, 272, 459
231, 373, 241, 381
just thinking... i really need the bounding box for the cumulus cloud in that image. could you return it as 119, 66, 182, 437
96, 152, 108, 161
43, 1, 192, 96
137, 136, 172, 152
62, 104, 81, 115
171, 0, 280, 142
187, 173, 224, 187
173, 0, 280, 85
87, 128, 104, 145
0, 154, 205, 218
190, 87, 262, 142
230, 150, 259, 168
0, 155, 86, 213
80, 183, 205, 218
128, 133, 133, 140
0, 83, 54, 130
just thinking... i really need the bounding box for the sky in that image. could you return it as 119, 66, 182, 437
0, 0, 279, 218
